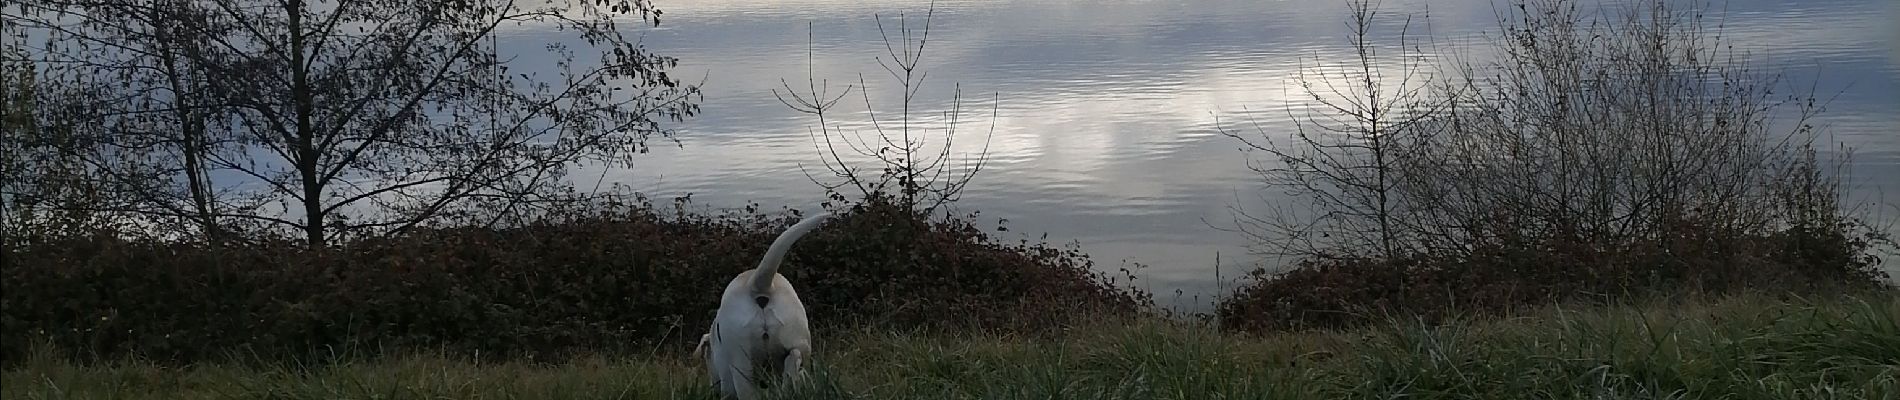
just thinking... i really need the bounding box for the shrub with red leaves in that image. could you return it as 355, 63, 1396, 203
1217, 219, 1892, 334
0, 197, 1151, 365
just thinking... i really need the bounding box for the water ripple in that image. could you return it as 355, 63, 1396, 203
527, 0, 1900, 309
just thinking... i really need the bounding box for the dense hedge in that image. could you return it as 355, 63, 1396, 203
0, 198, 1152, 364
1217, 217, 1894, 333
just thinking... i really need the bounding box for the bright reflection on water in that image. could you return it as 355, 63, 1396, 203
503, 0, 1899, 310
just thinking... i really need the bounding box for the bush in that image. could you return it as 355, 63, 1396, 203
1219, 220, 1892, 333
0, 196, 1151, 365
1214, 0, 1894, 333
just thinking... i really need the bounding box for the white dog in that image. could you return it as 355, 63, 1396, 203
702, 211, 832, 400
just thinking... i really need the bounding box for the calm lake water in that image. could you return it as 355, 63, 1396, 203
507, 0, 1898, 310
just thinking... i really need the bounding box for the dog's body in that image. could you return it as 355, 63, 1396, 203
703, 212, 831, 400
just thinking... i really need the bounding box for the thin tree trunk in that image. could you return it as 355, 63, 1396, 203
156, 22, 219, 244
288, 0, 324, 247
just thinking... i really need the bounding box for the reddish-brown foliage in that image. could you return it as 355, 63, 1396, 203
1217, 218, 1892, 333
0, 197, 1151, 364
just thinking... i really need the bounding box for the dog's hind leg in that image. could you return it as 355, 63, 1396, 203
781, 348, 806, 383
722, 350, 763, 400
714, 363, 758, 400
775, 348, 805, 392
732, 375, 761, 400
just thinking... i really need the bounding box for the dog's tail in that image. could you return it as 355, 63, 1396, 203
750, 211, 833, 293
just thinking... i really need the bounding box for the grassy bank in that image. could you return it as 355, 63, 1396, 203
6, 292, 1895, 399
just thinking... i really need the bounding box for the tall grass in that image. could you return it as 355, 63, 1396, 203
7, 292, 1894, 399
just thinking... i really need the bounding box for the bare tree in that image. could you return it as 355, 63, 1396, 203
1408, 0, 1845, 255
1220, 0, 1875, 279
775, 3, 996, 217
7, 0, 700, 246
1218, 0, 1444, 260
